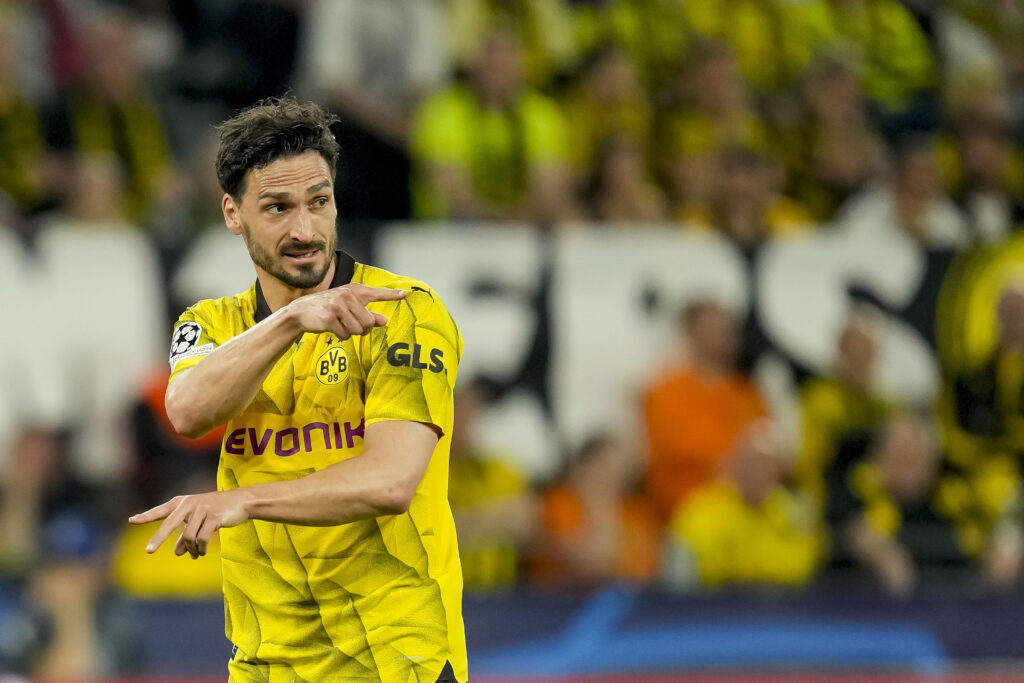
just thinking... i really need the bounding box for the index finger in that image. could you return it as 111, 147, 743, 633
350, 285, 407, 304
128, 499, 177, 525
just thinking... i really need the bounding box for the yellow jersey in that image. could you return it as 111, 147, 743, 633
168, 252, 467, 683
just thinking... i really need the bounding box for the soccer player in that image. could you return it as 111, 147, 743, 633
129, 98, 466, 683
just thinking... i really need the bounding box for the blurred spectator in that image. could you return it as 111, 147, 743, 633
43, 6, 174, 223
560, 43, 652, 180
567, 0, 691, 92
148, 129, 225, 260
0, 430, 61, 575
944, 284, 1024, 468
171, 0, 301, 111
643, 299, 769, 524
834, 135, 970, 248
583, 134, 668, 223
111, 375, 224, 600
0, 586, 51, 679
937, 109, 1024, 245
660, 41, 769, 164
49, 153, 134, 229
681, 147, 814, 251
447, 382, 537, 593
0, 431, 123, 679
447, 0, 576, 89
786, 57, 886, 221
797, 307, 891, 504
939, 285, 1024, 573
531, 433, 659, 590
27, 510, 113, 680
300, 0, 449, 221
683, 0, 835, 94
826, 413, 1004, 596
411, 24, 578, 222
824, 0, 939, 138
2, 0, 85, 101
33, 151, 165, 490
0, 13, 47, 215
660, 42, 769, 224
664, 420, 824, 591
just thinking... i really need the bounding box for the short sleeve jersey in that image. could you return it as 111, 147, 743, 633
167, 252, 467, 683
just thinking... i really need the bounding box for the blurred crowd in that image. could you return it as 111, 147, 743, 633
3, 0, 1024, 679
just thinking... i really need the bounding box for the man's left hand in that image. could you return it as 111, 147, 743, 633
129, 489, 253, 559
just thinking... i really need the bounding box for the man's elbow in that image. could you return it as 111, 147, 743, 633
376, 481, 418, 516
164, 394, 211, 439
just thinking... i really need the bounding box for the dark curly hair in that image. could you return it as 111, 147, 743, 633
215, 97, 341, 200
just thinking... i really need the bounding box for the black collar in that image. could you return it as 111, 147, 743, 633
253, 250, 356, 323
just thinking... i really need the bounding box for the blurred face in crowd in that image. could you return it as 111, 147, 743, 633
223, 150, 338, 291
85, 13, 141, 97
598, 136, 648, 197
719, 152, 767, 207
960, 121, 1009, 190
685, 301, 740, 372
873, 415, 938, 505
729, 421, 787, 507
584, 47, 640, 106
806, 61, 860, 124
68, 153, 127, 221
573, 436, 637, 497
471, 27, 525, 106
836, 315, 878, 390
895, 145, 941, 202
997, 285, 1024, 350
689, 45, 744, 115
451, 385, 485, 457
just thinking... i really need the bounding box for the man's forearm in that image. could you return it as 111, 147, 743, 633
165, 308, 303, 437
244, 422, 436, 525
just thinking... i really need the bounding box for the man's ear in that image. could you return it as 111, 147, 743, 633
223, 193, 243, 235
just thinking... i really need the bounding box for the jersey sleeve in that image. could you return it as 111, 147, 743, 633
363, 288, 462, 434
168, 305, 219, 380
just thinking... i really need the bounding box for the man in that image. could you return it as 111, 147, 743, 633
129, 98, 466, 683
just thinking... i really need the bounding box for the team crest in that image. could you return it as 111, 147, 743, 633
170, 322, 203, 360
316, 346, 348, 385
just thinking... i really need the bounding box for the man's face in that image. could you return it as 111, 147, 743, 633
223, 150, 337, 290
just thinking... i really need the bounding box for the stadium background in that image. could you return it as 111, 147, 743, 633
3, 0, 1024, 681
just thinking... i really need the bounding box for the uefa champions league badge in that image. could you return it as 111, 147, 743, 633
169, 321, 213, 369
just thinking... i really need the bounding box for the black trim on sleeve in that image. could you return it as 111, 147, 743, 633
253, 250, 357, 323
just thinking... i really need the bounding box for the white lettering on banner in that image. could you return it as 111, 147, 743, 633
377, 223, 558, 476
552, 229, 749, 448
758, 232, 939, 405
377, 224, 946, 474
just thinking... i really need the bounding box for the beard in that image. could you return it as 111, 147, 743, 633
241, 220, 336, 290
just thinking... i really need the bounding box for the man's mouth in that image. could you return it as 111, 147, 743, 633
281, 245, 322, 264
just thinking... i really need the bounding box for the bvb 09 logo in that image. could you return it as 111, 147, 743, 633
316, 347, 348, 385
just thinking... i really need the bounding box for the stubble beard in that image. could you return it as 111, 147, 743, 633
241, 221, 336, 290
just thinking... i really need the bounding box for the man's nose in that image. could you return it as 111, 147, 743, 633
288, 206, 315, 242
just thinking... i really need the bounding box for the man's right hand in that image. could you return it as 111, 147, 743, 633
286, 284, 407, 339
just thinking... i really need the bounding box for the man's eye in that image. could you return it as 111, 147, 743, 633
312, 196, 329, 208
266, 204, 284, 214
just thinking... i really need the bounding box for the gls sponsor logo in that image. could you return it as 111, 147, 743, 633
386, 343, 444, 373
224, 420, 364, 457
